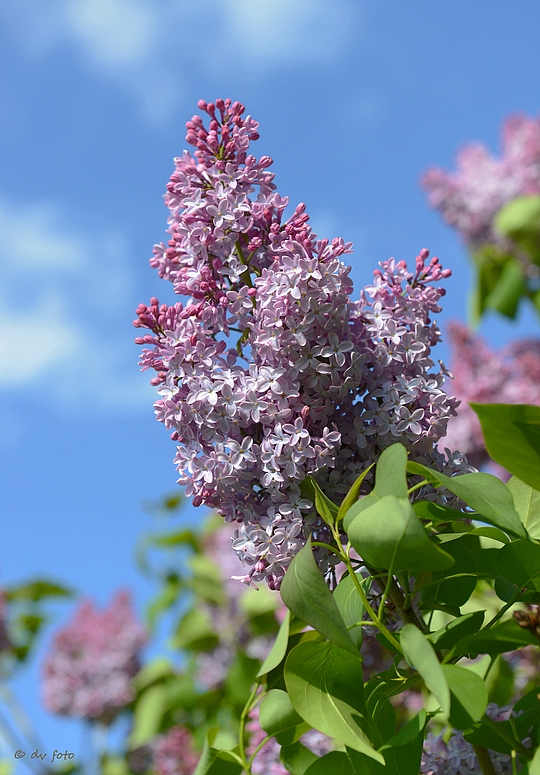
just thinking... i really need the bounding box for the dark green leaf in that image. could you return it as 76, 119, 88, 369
337, 464, 375, 521
300, 477, 338, 526
406, 462, 526, 538
280, 539, 356, 654
347, 495, 454, 572
428, 611, 485, 650
495, 195, 540, 264
258, 689, 304, 738
132, 658, 174, 691
507, 477, 540, 539
442, 665, 488, 729
193, 728, 243, 775
413, 500, 470, 523
471, 403, 540, 492
496, 540, 540, 592
280, 742, 318, 775
171, 608, 218, 652
257, 611, 290, 677
454, 618, 538, 658
224, 652, 260, 707
381, 711, 427, 750
304, 752, 355, 774
400, 625, 450, 714
333, 573, 365, 648
284, 641, 383, 762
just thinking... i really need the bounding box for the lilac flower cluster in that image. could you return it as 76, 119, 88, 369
421, 705, 515, 775
246, 705, 333, 775
135, 98, 463, 588
422, 114, 540, 247
442, 321, 540, 471
42, 591, 147, 724
152, 726, 199, 775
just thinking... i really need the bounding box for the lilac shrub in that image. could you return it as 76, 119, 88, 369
422, 114, 540, 248
442, 321, 540, 471
152, 726, 199, 775
42, 590, 147, 724
135, 98, 464, 589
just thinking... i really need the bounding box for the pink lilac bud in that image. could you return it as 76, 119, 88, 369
42, 591, 147, 724
136, 99, 465, 588
422, 113, 540, 247
153, 727, 199, 775
442, 321, 540, 471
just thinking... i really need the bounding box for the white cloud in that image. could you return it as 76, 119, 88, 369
1, 0, 361, 123
0, 196, 152, 411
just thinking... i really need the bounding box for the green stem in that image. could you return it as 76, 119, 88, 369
482, 590, 520, 631
481, 715, 532, 761
341, 554, 403, 654
235, 241, 254, 290
473, 745, 498, 775
407, 479, 428, 495
238, 681, 262, 772
247, 735, 273, 769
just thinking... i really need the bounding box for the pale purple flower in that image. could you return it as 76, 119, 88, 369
135, 99, 465, 589
422, 114, 540, 247
153, 726, 199, 775
42, 591, 147, 724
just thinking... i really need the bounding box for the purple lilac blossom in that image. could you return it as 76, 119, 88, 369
42, 591, 147, 723
422, 114, 540, 247
442, 321, 540, 471
135, 98, 464, 588
421, 705, 515, 775
246, 705, 333, 774
152, 726, 199, 775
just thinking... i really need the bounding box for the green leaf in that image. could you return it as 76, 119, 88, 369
442, 665, 488, 730
280, 742, 318, 775
471, 244, 525, 321
400, 625, 450, 715
132, 657, 174, 691
193, 728, 243, 775
347, 495, 454, 571
300, 476, 338, 526
428, 611, 485, 650
280, 539, 356, 654
146, 575, 182, 630
224, 652, 260, 707
257, 610, 290, 677
189, 555, 227, 605
150, 528, 198, 549
413, 500, 470, 523
495, 540, 540, 592
495, 195, 540, 264
485, 256, 525, 318
529, 746, 540, 775
507, 476, 540, 539
284, 641, 383, 763
454, 618, 538, 657
333, 573, 365, 648
5, 579, 74, 602
343, 444, 408, 532
471, 403, 540, 492
381, 711, 427, 750
337, 464, 375, 521
171, 608, 219, 651
259, 689, 304, 737
304, 752, 355, 774
129, 685, 168, 747
406, 462, 526, 538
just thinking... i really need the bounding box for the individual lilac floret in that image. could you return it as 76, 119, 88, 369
135, 98, 464, 588
246, 705, 333, 775
441, 321, 540, 471
42, 591, 147, 724
152, 726, 199, 775
422, 114, 540, 247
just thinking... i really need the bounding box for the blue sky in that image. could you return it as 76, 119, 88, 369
1, 0, 540, 766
